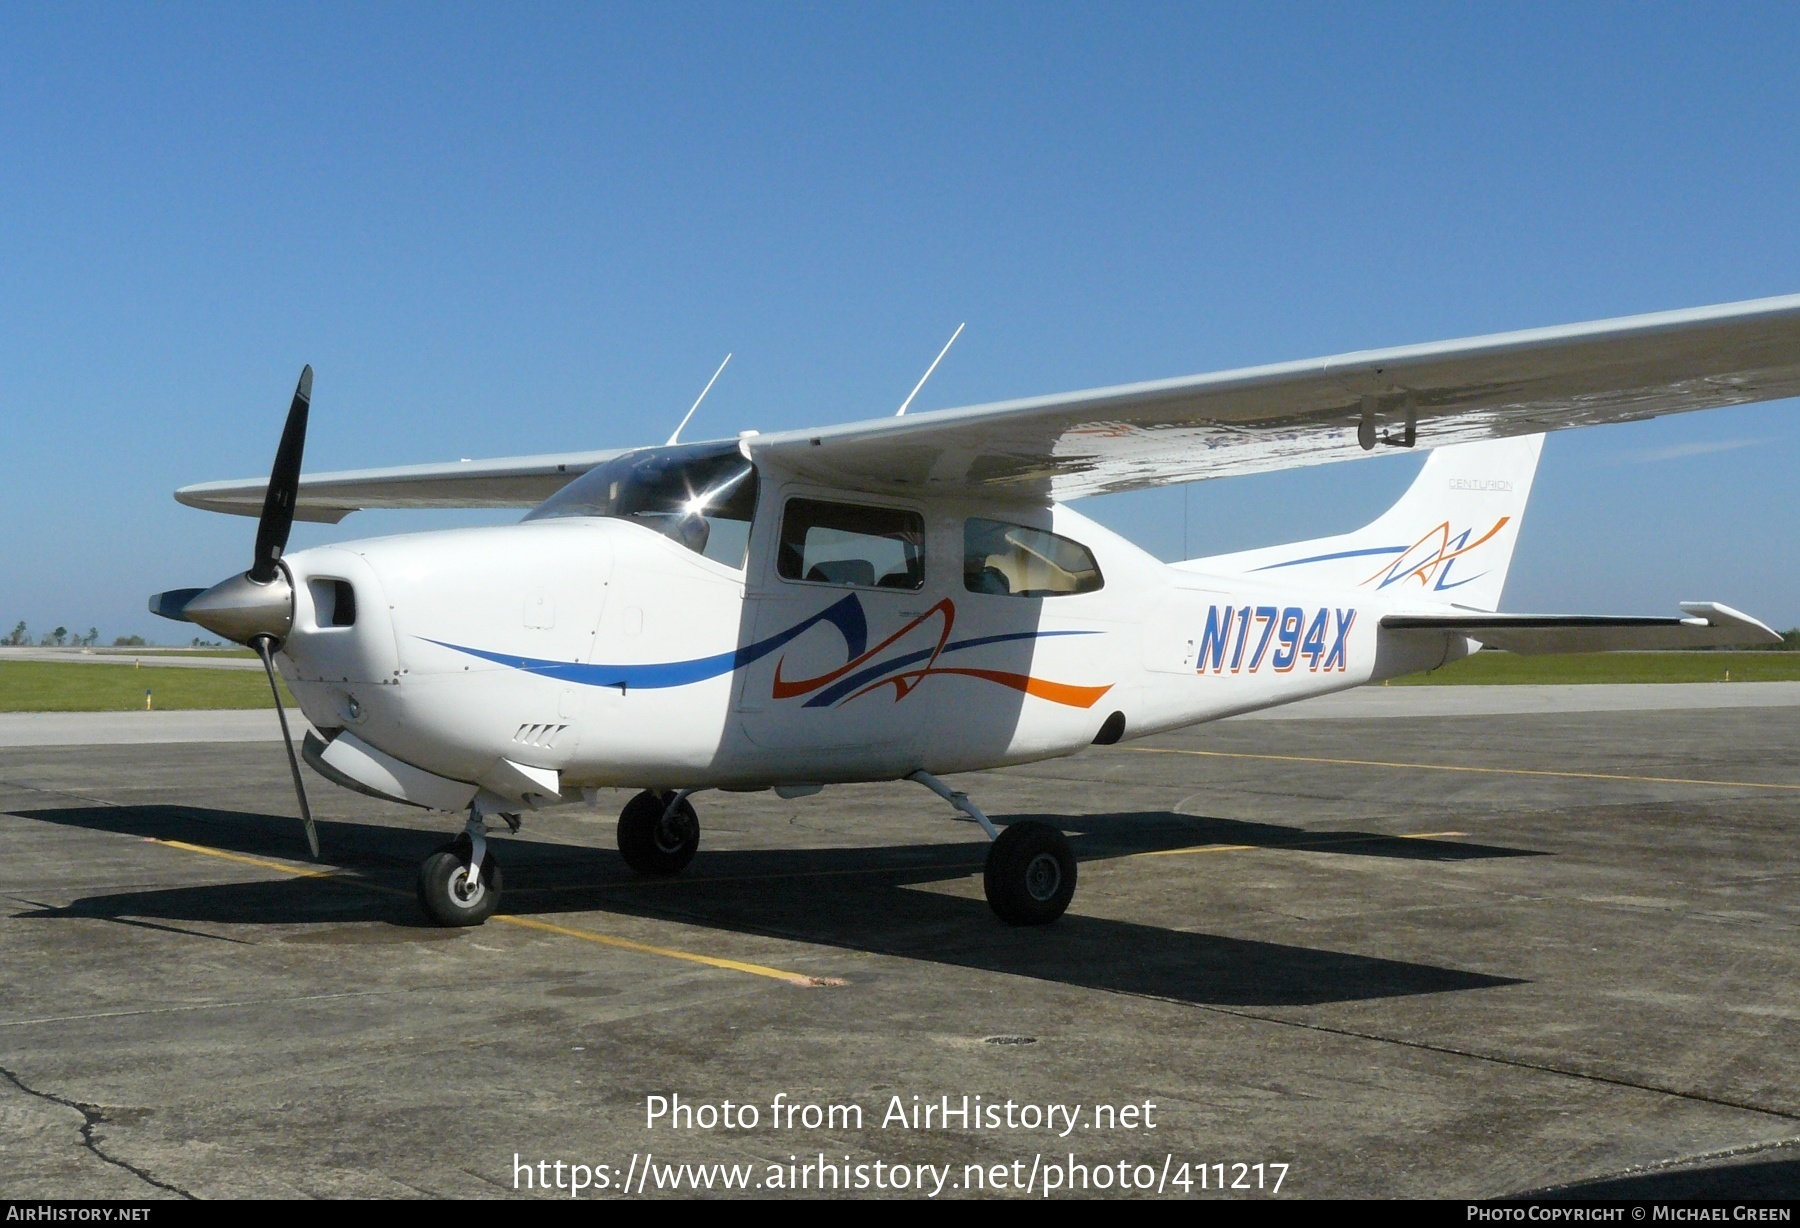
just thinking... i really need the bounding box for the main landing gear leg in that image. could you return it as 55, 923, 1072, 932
416, 795, 514, 927
907, 770, 1076, 926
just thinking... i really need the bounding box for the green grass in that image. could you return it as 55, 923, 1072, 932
1393, 651, 1800, 685
0, 661, 295, 712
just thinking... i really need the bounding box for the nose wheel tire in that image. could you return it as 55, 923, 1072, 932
983, 821, 1076, 926
417, 836, 502, 927
618, 790, 701, 875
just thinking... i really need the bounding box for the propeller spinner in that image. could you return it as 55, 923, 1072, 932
149, 366, 320, 858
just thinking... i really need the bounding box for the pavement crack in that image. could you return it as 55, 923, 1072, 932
1182, 1004, 1800, 1127
460, 1165, 515, 1192
0, 774, 125, 810
0, 1062, 195, 1198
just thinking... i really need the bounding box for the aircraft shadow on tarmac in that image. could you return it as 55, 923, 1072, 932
11, 803, 1540, 1008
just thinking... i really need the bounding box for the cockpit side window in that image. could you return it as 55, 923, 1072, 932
964, 518, 1103, 597
778, 499, 924, 590
523, 443, 759, 568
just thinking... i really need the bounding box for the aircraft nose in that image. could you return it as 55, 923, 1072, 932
273, 549, 404, 690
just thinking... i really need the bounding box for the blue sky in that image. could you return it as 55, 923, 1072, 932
4, 4, 1800, 641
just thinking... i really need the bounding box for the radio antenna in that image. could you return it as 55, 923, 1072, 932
666, 353, 732, 446
895, 323, 964, 417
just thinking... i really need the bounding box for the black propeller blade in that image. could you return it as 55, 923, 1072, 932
250, 365, 312, 585
152, 365, 323, 859
254, 633, 319, 859
253, 366, 319, 858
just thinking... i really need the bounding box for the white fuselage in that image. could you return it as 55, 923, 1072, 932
273, 467, 1466, 807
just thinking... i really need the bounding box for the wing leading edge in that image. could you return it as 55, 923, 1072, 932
175, 449, 627, 522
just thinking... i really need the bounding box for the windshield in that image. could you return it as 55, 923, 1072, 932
523, 443, 759, 568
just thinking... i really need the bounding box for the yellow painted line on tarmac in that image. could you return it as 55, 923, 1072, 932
1138, 830, 1467, 858
491, 914, 841, 988
151, 838, 337, 879
1127, 746, 1800, 791
572, 859, 988, 889
1139, 842, 1256, 858
146, 836, 837, 988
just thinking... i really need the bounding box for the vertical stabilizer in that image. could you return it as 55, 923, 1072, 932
1179, 434, 1545, 611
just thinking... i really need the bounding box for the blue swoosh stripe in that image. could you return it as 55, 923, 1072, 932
806, 645, 939, 707
422, 592, 867, 690
425, 641, 738, 689
797, 629, 1096, 708
1251, 545, 1406, 571
426, 624, 1095, 697
944, 629, 1091, 653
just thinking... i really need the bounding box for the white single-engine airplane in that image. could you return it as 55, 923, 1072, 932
151, 295, 1800, 928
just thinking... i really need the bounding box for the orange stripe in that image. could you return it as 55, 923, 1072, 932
1455, 515, 1510, 557
1364, 516, 1510, 588
933, 667, 1113, 709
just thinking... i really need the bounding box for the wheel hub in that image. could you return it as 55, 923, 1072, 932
655, 809, 697, 854
1024, 851, 1062, 901
448, 866, 485, 907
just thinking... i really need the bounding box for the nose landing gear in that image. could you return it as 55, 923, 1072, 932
416, 808, 517, 927
418, 828, 503, 927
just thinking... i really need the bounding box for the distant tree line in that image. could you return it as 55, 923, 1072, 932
4, 621, 148, 648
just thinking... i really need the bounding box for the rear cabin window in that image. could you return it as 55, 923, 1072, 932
778, 499, 925, 590
964, 518, 1103, 597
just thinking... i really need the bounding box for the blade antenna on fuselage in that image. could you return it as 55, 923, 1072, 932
895, 322, 964, 417
666, 354, 732, 447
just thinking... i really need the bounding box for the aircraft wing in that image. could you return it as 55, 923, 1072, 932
175, 449, 627, 523
1381, 602, 1782, 655
174, 294, 1800, 518
748, 293, 1800, 500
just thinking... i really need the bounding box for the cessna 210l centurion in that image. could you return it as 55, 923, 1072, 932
151, 294, 1800, 928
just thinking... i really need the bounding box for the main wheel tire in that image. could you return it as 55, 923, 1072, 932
617, 790, 700, 875
416, 838, 502, 927
983, 821, 1076, 926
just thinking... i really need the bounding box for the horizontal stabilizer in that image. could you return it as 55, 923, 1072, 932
1382, 602, 1781, 655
